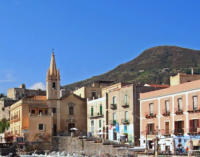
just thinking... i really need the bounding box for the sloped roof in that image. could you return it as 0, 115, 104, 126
60, 92, 86, 101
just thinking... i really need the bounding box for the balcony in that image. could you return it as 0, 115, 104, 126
173, 129, 184, 135
187, 128, 200, 135
89, 112, 104, 119
187, 106, 200, 113
110, 104, 117, 109
161, 129, 171, 136
145, 112, 156, 119
121, 103, 129, 108
141, 130, 155, 135
121, 119, 130, 124
162, 109, 170, 117
110, 120, 117, 125
175, 108, 184, 115
9, 115, 20, 123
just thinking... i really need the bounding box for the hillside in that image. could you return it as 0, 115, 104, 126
62, 46, 200, 91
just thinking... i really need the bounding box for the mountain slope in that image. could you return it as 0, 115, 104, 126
62, 46, 200, 91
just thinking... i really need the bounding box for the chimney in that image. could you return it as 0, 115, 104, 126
191, 67, 194, 75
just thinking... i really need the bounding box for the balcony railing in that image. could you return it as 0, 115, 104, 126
141, 130, 155, 135
175, 108, 184, 115
162, 109, 170, 116
110, 120, 117, 125
10, 115, 20, 123
145, 112, 156, 119
88, 112, 104, 118
173, 128, 184, 135
187, 105, 200, 113
110, 104, 117, 109
121, 119, 130, 124
161, 129, 171, 136
187, 128, 200, 135
121, 103, 129, 108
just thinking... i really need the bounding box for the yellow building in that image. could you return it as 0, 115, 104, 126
9, 52, 87, 142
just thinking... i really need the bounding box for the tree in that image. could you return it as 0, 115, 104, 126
0, 118, 10, 133
0, 93, 6, 99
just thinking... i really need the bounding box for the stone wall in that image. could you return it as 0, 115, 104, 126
52, 137, 128, 156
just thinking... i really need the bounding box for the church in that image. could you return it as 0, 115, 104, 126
9, 52, 87, 141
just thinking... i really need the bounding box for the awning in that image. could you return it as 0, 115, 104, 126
158, 141, 166, 145
185, 139, 200, 147
193, 140, 200, 146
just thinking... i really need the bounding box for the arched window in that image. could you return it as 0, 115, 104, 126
69, 106, 74, 115
52, 82, 56, 89
68, 103, 75, 115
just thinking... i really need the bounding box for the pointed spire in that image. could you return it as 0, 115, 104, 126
50, 51, 57, 75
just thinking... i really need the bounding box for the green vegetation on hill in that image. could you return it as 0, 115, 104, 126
62, 46, 200, 91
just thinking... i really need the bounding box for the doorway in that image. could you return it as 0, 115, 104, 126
165, 122, 169, 134
68, 123, 75, 132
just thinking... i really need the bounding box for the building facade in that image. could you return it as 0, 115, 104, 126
140, 79, 200, 152
7, 84, 46, 100
87, 95, 107, 138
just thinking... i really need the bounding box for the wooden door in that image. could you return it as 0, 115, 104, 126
165, 122, 169, 134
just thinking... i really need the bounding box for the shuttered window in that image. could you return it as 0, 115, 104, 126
113, 96, 116, 104
99, 120, 101, 128
100, 105, 102, 115
178, 99, 182, 111
165, 100, 169, 112
91, 107, 93, 116
124, 95, 128, 104
113, 113, 116, 123
193, 96, 198, 110
149, 103, 153, 115
125, 111, 128, 120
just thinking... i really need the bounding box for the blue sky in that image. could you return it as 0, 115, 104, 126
0, 0, 200, 94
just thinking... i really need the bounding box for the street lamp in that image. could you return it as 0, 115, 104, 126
154, 126, 160, 156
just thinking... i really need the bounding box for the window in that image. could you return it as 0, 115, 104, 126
149, 103, 153, 115
165, 100, 169, 113
193, 96, 198, 110
124, 95, 128, 105
45, 110, 48, 115
92, 92, 96, 98
178, 138, 181, 142
100, 105, 102, 115
38, 124, 44, 131
52, 82, 56, 89
113, 96, 116, 104
148, 123, 154, 134
178, 98, 182, 111
91, 120, 94, 126
69, 106, 74, 115
125, 111, 128, 120
113, 113, 116, 123
53, 108, 56, 113
91, 107, 93, 116
99, 120, 101, 128
31, 110, 35, 115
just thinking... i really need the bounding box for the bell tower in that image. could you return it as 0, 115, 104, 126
46, 51, 60, 99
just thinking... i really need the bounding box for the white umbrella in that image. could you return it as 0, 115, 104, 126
70, 128, 78, 131
188, 138, 193, 156
97, 132, 107, 135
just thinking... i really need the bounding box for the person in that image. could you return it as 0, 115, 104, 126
186, 147, 188, 152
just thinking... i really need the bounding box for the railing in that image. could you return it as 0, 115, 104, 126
160, 129, 171, 135
29, 113, 52, 116
141, 130, 155, 135
162, 109, 170, 116
110, 120, 117, 125
187, 105, 200, 113
145, 112, 156, 119
10, 115, 20, 122
88, 96, 99, 101
121, 119, 130, 124
110, 104, 117, 109
175, 108, 184, 114
187, 127, 200, 134
88, 112, 104, 118
173, 128, 184, 134
122, 103, 129, 108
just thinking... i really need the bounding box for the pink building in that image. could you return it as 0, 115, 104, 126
140, 79, 200, 152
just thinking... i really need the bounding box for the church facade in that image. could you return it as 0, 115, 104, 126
9, 52, 87, 142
